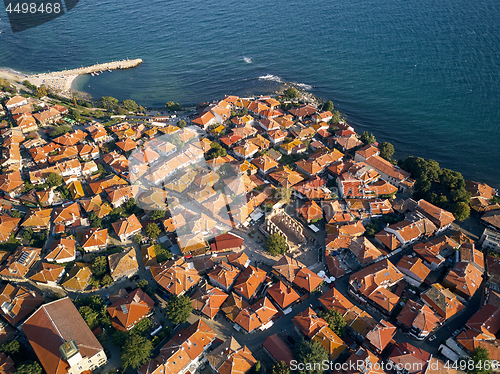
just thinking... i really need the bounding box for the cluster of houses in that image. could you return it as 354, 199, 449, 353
0, 87, 499, 374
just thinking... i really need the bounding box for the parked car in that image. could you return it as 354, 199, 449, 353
286, 335, 296, 346
428, 335, 437, 342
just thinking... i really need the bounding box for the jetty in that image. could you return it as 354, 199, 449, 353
26, 58, 143, 95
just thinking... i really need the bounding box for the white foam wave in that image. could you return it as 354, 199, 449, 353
258, 74, 283, 83
243, 56, 252, 64
295, 82, 313, 90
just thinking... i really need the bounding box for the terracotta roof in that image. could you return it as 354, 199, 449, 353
61, 262, 92, 291
313, 326, 347, 359
190, 284, 228, 319
396, 299, 441, 333
266, 281, 300, 309
81, 228, 108, 250
396, 256, 431, 282
292, 267, 323, 293
21, 208, 52, 229
342, 347, 385, 374
22, 297, 105, 374
349, 237, 383, 265
234, 297, 277, 333
365, 320, 397, 352
208, 262, 240, 289
107, 288, 154, 331
262, 335, 294, 368
296, 200, 323, 222
53, 202, 81, 225
388, 342, 430, 374
108, 248, 139, 281
46, 238, 76, 263
292, 308, 328, 339
29, 263, 66, 285
269, 166, 304, 188
207, 336, 257, 374
421, 283, 465, 319
211, 233, 244, 252
112, 214, 142, 238
444, 261, 483, 298
272, 255, 304, 283
293, 176, 331, 200
0, 215, 20, 242
227, 252, 250, 269
139, 320, 216, 374
481, 209, 500, 231
251, 155, 279, 173
365, 155, 411, 181
151, 258, 201, 296
466, 304, 500, 339
0, 247, 41, 279
233, 265, 267, 299
416, 199, 455, 229
222, 292, 250, 322
0, 283, 43, 325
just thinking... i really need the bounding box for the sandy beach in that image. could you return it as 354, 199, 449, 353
0, 58, 142, 97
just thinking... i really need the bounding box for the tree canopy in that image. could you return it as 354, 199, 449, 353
293, 340, 329, 374
165, 102, 182, 111
322, 101, 334, 112
360, 131, 376, 145
150, 210, 166, 220
320, 309, 346, 336
165, 295, 193, 324
15, 361, 42, 374
467, 347, 492, 374
91, 256, 108, 277
122, 99, 138, 112
206, 142, 227, 160
121, 334, 153, 370
284, 87, 300, 99
34, 86, 47, 98
265, 233, 288, 256
145, 223, 161, 239
379, 142, 394, 161
46, 173, 63, 188
269, 361, 290, 374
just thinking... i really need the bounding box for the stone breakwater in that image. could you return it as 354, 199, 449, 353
26, 58, 143, 95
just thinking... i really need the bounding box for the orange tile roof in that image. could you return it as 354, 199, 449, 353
81, 228, 108, 250
190, 284, 228, 319
365, 320, 397, 352
0, 283, 44, 325
233, 265, 267, 300
0, 247, 41, 279
208, 262, 241, 290
272, 255, 304, 283
313, 326, 347, 359
207, 337, 257, 374
22, 298, 104, 374
416, 199, 455, 228
21, 208, 53, 229
396, 299, 442, 334
46, 238, 76, 263
151, 258, 201, 296
292, 267, 323, 293
349, 237, 383, 265
421, 283, 465, 319
234, 297, 277, 333
0, 215, 21, 242
267, 281, 300, 309
107, 288, 154, 331
292, 308, 329, 339
112, 214, 142, 238
0, 172, 24, 194
269, 166, 305, 187
396, 255, 431, 282
53, 202, 81, 225
296, 200, 323, 222
108, 248, 139, 281
29, 263, 65, 285
61, 262, 92, 291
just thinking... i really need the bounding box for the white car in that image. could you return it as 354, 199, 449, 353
428, 335, 437, 342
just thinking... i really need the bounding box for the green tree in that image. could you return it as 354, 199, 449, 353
34, 86, 47, 98
24, 182, 34, 193
265, 233, 288, 256
122, 99, 138, 112
293, 340, 329, 374
320, 309, 346, 336
91, 256, 108, 277
322, 101, 334, 112
134, 234, 143, 244
165, 295, 193, 324
330, 110, 340, 124
253, 361, 261, 373
206, 142, 227, 160
468, 347, 492, 374
155, 244, 173, 263
70, 108, 81, 121
11, 210, 21, 218
0, 340, 21, 358
130, 317, 152, 336
379, 142, 394, 161
360, 131, 376, 145
46, 173, 63, 188
450, 187, 470, 203
284, 87, 299, 99
150, 210, 166, 220
15, 361, 42, 374
178, 119, 187, 128
98, 96, 119, 110
121, 335, 153, 370
145, 223, 160, 239
100, 274, 113, 287
451, 201, 470, 221
49, 125, 72, 138
269, 361, 290, 374
78, 305, 99, 330
165, 102, 182, 111
136, 279, 149, 290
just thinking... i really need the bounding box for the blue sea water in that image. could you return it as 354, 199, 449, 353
1, 0, 499, 186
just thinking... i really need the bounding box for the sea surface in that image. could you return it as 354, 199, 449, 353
1, 0, 499, 187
